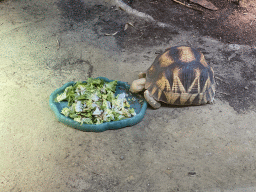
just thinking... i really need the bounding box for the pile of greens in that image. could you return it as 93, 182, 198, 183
55, 78, 136, 125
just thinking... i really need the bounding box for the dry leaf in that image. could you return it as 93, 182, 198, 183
124, 23, 128, 31
124, 22, 134, 31
127, 22, 134, 27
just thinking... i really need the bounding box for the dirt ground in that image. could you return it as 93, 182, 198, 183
126, 0, 256, 46
1, 0, 256, 191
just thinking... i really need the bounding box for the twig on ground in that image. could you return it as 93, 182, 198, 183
104, 31, 119, 36
215, 76, 229, 84
56, 38, 60, 50
216, 91, 230, 96
114, 0, 171, 28
172, 0, 204, 12
190, 0, 218, 11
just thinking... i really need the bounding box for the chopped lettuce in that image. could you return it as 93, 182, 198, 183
56, 78, 136, 125
105, 80, 118, 92
61, 107, 70, 117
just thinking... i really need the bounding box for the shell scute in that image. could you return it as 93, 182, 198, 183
177, 46, 195, 63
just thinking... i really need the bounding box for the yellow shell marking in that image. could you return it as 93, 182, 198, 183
159, 51, 175, 67
156, 72, 171, 92
148, 65, 155, 76
177, 46, 195, 63
180, 93, 191, 105
189, 93, 199, 104
202, 93, 207, 103
172, 68, 185, 93
187, 68, 200, 93
164, 92, 180, 104
151, 85, 158, 95
200, 53, 208, 67
157, 89, 162, 100
199, 92, 204, 103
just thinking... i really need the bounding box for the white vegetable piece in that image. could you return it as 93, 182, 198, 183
107, 101, 112, 109
80, 86, 86, 95
92, 103, 98, 108
75, 101, 83, 112
101, 85, 106, 93
103, 109, 114, 121
116, 93, 127, 109
75, 85, 86, 95
93, 107, 103, 116
118, 92, 126, 100
91, 93, 99, 101
102, 111, 110, 121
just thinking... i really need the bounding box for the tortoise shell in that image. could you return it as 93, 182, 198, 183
145, 46, 216, 105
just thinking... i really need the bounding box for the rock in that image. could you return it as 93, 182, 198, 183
228, 44, 240, 51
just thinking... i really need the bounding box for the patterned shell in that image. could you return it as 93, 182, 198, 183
145, 46, 216, 105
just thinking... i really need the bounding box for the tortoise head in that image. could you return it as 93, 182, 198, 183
130, 78, 146, 93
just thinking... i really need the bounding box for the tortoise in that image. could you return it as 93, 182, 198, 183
130, 46, 216, 109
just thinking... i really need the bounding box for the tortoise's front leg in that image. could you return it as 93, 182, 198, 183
144, 90, 161, 109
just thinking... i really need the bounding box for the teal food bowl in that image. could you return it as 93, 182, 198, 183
49, 77, 147, 132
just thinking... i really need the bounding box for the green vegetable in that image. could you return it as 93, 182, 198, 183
56, 78, 136, 125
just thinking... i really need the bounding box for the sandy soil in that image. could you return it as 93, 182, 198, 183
1, 0, 256, 191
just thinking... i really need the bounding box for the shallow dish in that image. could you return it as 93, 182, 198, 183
49, 77, 147, 132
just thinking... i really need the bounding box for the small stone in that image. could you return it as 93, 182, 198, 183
120, 156, 124, 160
228, 44, 240, 51
188, 172, 196, 176
251, 81, 256, 85
244, 86, 249, 90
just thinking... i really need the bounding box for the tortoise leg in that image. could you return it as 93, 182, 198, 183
138, 72, 146, 79
144, 90, 161, 109
130, 78, 146, 93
